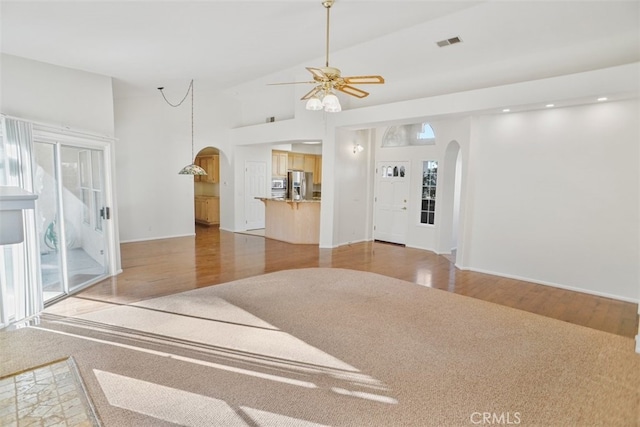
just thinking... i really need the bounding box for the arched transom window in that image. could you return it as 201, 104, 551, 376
382, 123, 435, 147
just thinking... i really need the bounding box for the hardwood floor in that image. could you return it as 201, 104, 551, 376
76, 225, 639, 338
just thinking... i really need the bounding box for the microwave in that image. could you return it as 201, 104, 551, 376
271, 179, 285, 189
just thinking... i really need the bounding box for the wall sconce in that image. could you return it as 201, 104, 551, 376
353, 143, 364, 154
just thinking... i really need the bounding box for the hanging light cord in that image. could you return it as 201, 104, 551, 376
158, 79, 195, 161
158, 80, 193, 108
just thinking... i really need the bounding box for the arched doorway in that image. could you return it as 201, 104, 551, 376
193, 147, 221, 226
437, 140, 462, 263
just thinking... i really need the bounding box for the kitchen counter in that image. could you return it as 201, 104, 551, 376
261, 197, 321, 203
257, 197, 320, 244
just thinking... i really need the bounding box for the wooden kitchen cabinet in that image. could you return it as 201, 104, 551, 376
303, 155, 315, 174
194, 196, 220, 225
304, 154, 323, 184
272, 151, 288, 177
313, 155, 322, 184
272, 151, 321, 183
288, 153, 305, 170
195, 155, 219, 183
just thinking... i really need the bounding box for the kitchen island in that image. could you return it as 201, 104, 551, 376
257, 198, 320, 244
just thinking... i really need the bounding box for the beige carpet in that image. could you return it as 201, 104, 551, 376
1, 268, 638, 426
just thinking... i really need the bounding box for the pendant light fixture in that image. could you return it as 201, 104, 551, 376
158, 80, 207, 176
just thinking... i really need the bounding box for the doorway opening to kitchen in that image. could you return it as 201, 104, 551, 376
193, 147, 221, 228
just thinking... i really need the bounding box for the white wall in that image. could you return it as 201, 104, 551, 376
113, 88, 239, 242
465, 99, 639, 301
452, 154, 462, 250
333, 129, 374, 246
231, 115, 324, 146
114, 95, 193, 241
437, 140, 462, 256
218, 149, 235, 232
1, 54, 115, 136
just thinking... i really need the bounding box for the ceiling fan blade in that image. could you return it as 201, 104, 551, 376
306, 67, 328, 79
301, 86, 323, 100
343, 75, 385, 84
267, 81, 316, 86
337, 85, 369, 99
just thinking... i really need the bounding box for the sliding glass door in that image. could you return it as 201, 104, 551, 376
34, 141, 109, 303
1, 117, 115, 326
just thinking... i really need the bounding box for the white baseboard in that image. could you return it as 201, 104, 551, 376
636, 335, 640, 354
341, 238, 370, 246
120, 233, 195, 244
320, 238, 372, 249
405, 244, 456, 256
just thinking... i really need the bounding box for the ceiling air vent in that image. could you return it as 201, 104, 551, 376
436, 36, 462, 47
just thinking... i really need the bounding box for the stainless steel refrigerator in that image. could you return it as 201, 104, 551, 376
287, 170, 313, 200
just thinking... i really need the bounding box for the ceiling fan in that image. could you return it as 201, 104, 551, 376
272, 0, 384, 112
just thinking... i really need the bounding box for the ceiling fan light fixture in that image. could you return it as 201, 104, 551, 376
325, 103, 341, 113
271, 0, 384, 112
306, 97, 323, 111
323, 94, 341, 112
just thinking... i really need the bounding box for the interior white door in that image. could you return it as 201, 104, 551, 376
374, 162, 410, 244
244, 161, 267, 230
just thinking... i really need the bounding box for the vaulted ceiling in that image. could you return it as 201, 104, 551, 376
2, 1, 639, 105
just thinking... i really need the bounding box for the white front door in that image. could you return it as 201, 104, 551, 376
244, 161, 267, 230
374, 162, 410, 245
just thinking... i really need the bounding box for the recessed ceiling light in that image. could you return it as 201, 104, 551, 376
301, 141, 321, 145
545, 104, 555, 108
502, 108, 511, 113
597, 97, 608, 102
